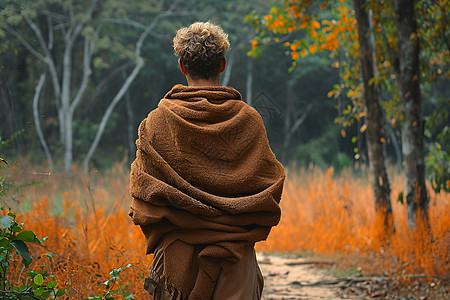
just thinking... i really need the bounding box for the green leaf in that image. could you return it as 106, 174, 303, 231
34, 273, 44, 285
15, 231, 40, 243
34, 286, 44, 296
47, 280, 57, 289
0, 216, 13, 230
27, 270, 38, 278
0, 237, 10, 248
55, 289, 66, 297
11, 240, 32, 266
0, 158, 8, 166
41, 290, 52, 298
11, 225, 22, 232
397, 191, 404, 204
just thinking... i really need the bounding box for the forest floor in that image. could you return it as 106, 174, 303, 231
258, 252, 450, 300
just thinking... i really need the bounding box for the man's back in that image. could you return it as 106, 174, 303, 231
129, 22, 285, 300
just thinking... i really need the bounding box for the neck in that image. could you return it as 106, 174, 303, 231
186, 75, 220, 87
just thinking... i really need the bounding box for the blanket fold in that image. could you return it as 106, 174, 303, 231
129, 84, 285, 299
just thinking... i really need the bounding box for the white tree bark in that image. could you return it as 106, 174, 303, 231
246, 58, 253, 105
82, 0, 181, 171
221, 34, 253, 87
6, 0, 185, 173
32, 73, 54, 169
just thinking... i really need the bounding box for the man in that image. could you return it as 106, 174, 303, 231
129, 21, 285, 300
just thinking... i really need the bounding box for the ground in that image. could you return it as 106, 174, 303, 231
258, 252, 346, 300
258, 253, 449, 300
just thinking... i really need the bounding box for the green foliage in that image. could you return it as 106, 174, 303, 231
425, 137, 449, 194
0, 210, 67, 299
292, 125, 350, 169
86, 264, 134, 300
0, 132, 65, 299
0, 132, 134, 299
424, 99, 449, 193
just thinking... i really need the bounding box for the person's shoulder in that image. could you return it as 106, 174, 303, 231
241, 102, 265, 124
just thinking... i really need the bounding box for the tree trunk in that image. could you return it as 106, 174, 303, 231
282, 83, 293, 164
83, 58, 145, 171
32, 73, 54, 169
82, 0, 181, 172
246, 58, 253, 105
393, 0, 428, 228
124, 71, 135, 162
354, 0, 393, 234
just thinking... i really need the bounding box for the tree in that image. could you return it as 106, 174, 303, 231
353, 0, 392, 233
249, 0, 395, 230
0, 0, 182, 173
393, 0, 428, 228
248, 0, 448, 229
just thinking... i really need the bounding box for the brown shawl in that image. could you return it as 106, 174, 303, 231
129, 84, 285, 299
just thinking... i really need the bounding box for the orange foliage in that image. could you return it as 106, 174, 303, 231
5, 163, 152, 299
4, 163, 449, 298
256, 166, 450, 279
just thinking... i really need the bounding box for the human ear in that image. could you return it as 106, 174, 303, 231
220, 58, 226, 73
179, 59, 188, 75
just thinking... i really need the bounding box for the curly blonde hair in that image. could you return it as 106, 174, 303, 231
173, 21, 230, 80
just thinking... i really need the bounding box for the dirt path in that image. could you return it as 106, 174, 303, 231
257, 253, 349, 300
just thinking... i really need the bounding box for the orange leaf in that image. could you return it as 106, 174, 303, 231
312, 20, 320, 29
309, 44, 317, 54
341, 129, 346, 137
360, 124, 367, 132
327, 90, 338, 98
251, 40, 258, 50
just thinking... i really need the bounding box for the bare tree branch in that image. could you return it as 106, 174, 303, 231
85, 63, 132, 109
3, 26, 46, 62
33, 73, 53, 169
83, 57, 145, 171
222, 32, 255, 87
24, 17, 61, 103
40, 10, 67, 22
83, 0, 182, 171
136, 0, 181, 57
99, 18, 170, 41
70, 37, 92, 114
290, 105, 311, 136
47, 15, 54, 50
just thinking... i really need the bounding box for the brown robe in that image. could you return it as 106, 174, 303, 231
129, 84, 285, 299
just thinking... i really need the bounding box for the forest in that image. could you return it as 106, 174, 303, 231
0, 0, 448, 299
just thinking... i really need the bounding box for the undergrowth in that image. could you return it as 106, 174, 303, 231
1, 160, 448, 298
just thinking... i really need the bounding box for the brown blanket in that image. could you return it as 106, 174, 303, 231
129, 84, 285, 299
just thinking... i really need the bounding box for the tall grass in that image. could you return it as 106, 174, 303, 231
3, 162, 449, 298
256, 166, 449, 279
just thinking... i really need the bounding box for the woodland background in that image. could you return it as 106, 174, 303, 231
0, 0, 448, 299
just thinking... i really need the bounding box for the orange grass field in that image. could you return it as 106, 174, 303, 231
2, 162, 449, 298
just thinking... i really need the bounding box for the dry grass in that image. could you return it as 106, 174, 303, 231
256, 166, 449, 280
2, 162, 449, 298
